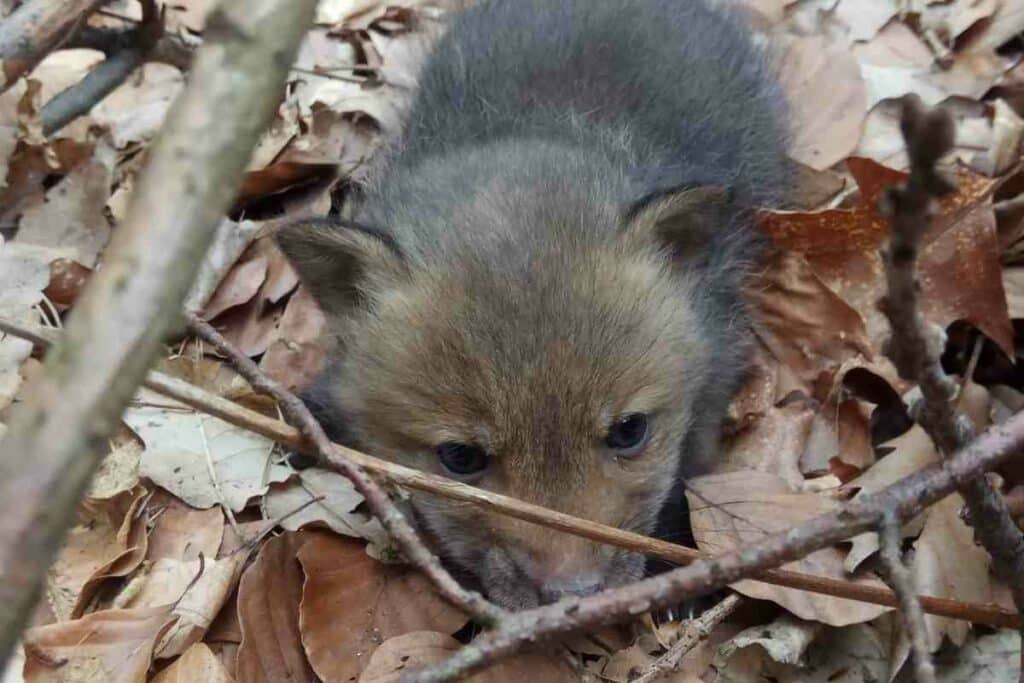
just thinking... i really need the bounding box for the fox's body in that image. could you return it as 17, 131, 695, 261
280, 0, 788, 609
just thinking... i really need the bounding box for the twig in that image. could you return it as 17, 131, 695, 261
879, 511, 935, 683
0, 0, 108, 92
0, 0, 319, 669
1, 317, 1019, 632
70, 24, 195, 71
633, 593, 742, 683
40, 0, 163, 137
408, 403, 1024, 680
186, 313, 506, 625
877, 94, 1024, 636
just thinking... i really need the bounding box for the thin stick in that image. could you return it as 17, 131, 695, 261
185, 313, 506, 625
879, 511, 935, 683
633, 593, 742, 683
1, 317, 1019, 631
878, 94, 1024, 632
0, 0, 319, 668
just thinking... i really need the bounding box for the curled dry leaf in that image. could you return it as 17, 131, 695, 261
185, 219, 262, 316
22, 605, 173, 683
236, 531, 318, 683
686, 470, 890, 626
151, 642, 235, 683
359, 631, 574, 683
145, 490, 225, 563
46, 485, 149, 621
297, 533, 469, 682
123, 392, 290, 512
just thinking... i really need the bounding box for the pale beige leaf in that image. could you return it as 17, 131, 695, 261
145, 491, 224, 563
912, 494, 992, 652
262, 467, 383, 540
834, 0, 896, 41
87, 425, 142, 500
687, 471, 889, 626
124, 394, 289, 512
718, 401, 814, 489
22, 606, 173, 683
16, 148, 113, 268
151, 643, 235, 683
90, 63, 184, 148
932, 629, 1020, 681
298, 534, 468, 682
779, 35, 867, 170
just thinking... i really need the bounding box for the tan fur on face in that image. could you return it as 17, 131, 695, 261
330, 222, 712, 606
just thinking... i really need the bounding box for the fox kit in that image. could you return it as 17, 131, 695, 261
278, 0, 789, 609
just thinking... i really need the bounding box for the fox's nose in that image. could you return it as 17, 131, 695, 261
539, 574, 604, 602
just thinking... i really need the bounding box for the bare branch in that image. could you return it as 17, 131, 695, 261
879, 511, 935, 683
0, 0, 107, 92
1, 316, 1019, 633
185, 313, 506, 624
633, 593, 742, 683
0, 0, 318, 667
39, 0, 162, 136
878, 93, 1024, 629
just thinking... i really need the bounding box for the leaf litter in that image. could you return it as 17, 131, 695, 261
3, 0, 1024, 681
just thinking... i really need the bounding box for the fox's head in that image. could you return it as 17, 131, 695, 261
278, 167, 753, 609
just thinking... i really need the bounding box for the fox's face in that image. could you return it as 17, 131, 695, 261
278, 184, 741, 609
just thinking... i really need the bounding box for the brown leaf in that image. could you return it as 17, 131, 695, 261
260, 286, 328, 391
202, 253, 270, 320
719, 400, 815, 489
778, 35, 867, 170
44, 258, 91, 308
686, 471, 890, 626
358, 631, 573, 683
146, 490, 225, 563
22, 605, 173, 683
151, 643, 236, 683
297, 534, 469, 682
47, 486, 149, 621
759, 159, 1013, 356
236, 532, 318, 683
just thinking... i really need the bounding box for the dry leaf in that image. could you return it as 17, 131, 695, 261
22, 605, 173, 683
778, 35, 867, 170
123, 392, 290, 512
90, 63, 184, 148
686, 470, 890, 626
16, 147, 113, 268
146, 491, 225, 563
718, 400, 815, 489
47, 486, 149, 620
359, 631, 573, 683
236, 532, 318, 683
932, 629, 1021, 681
297, 534, 468, 682
260, 286, 328, 391
151, 643, 235, 683
184, 219, 262, 315
262, 467, 384, 541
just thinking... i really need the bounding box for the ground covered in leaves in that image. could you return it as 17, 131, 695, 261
2, 0, 1024, 681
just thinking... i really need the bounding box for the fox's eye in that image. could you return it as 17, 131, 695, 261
437, 442, 489, 477
605, 413, 649, 454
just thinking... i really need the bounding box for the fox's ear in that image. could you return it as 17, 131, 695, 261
276, 218, 406, 319
624, 186, 733, 262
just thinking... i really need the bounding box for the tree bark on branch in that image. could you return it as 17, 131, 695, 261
0, 0, 317, 667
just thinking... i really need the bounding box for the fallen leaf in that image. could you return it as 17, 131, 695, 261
778, 35, 867, 170
359, 631, 574, 683
47, 486, 149, 620
22, 605, 173, 683
184, 219, 262, 315
90, 63, 185, 148
718, 400, 815, 489
146, 490, 225, 563
236, 532, 318, 683
202, 252, 270, 320
151, 643, 235, 683
259, 286, 328, 391
297, 534, 468, 682
123, 392, 290, 512
15, 145, 113, 268
262, 467, 384, 540
932, 629, 1021, 681
834, 0, 896, 42
686, 470, 890, 626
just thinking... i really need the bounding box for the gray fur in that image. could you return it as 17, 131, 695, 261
279, 0, 789, 609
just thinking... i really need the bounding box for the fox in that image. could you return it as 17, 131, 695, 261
277, 0, 789, 609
